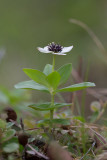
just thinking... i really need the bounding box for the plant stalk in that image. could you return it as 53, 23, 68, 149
50, 55, 56, 126
52, 54, 56, 72
50, 92, 55, 127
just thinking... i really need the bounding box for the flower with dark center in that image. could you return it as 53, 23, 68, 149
48, 42, 63, 53
37, 42, 73, 55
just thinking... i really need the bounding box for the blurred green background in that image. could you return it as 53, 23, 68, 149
0, 0, 107, 91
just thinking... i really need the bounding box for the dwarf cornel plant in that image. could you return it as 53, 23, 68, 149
15, 42, 95, 127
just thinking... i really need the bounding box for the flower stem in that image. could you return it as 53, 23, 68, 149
52, 54, 56, 72
50, 54, 56, 127
50, 91, 55, 128
50, 93, 54, 119
50, 110, 54, 121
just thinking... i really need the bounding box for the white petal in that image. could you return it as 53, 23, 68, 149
61, 46, 73, 53
52, 52, 66, 55
37, 46, 52, 53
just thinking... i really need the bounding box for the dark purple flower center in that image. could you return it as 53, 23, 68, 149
48, 42, 63, 53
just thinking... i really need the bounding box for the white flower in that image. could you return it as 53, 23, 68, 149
37, 42, 73, 55
90, 101, 101, 112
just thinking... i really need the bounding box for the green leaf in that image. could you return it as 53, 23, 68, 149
4, 137, 18, 144
2, 129, 16, 142
29, 102, 52, 111
3, 143, 19, 153
23, 68, 48, 87
0, 91, 9, 104
57, 82, 95, 93
57, 63, 72, 85
54, 103, 72, 108
37, 119, 70, 125
52, 119, 70, 125
73, 116, 85, 123
6, 122, 15, 129
28, 102, 72, 111
46, 71, 61, 90
15, 80, 49, 93
90, 111, 99, 123
0, 119, 6, 129
43, 64, 52, 76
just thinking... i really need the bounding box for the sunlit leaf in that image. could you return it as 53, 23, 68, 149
23, 68, 49, 87
15, 80, 49, 93
3, 143, 19, 153
37, 119, 70, 125
57, 63, 72, 85
56, 82, 95, 93
2, 129, 16, 142
46, 71, 61, 90
43, 64, 52, 75
28, 102, 72, 111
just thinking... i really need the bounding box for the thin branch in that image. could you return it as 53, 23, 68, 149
27, 144, 49, 160
80, 141, 96, 160
25, 127, 39, 131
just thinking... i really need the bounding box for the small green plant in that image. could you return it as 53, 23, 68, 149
0, 119, 20, 158
15, 42, 95, 127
